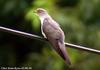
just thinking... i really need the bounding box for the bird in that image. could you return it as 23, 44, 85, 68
35, 8, 71, 65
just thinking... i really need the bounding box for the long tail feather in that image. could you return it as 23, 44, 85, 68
57, 40, 71, 65
49, 39, 71, 65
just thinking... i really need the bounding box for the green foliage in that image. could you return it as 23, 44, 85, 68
0, 0, 100, 70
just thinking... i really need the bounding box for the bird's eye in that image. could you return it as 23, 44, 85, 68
38, 10, 43, 13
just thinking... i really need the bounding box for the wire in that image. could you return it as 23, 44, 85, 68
0, 26, 100, 54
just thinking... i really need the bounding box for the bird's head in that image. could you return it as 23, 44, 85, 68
35, 8, 48, 17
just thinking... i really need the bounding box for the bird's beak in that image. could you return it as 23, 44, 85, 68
33, 10, 38, 16
33, 10, 37, 13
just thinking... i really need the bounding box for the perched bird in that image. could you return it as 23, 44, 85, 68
35, 8, 71, 65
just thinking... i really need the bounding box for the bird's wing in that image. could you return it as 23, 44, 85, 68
42, 18, 71, 65
42, 18, 64, 40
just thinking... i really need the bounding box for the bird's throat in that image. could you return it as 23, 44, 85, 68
39, 14, 51, 25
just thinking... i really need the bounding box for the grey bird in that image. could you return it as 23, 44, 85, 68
35, 8, 71, 65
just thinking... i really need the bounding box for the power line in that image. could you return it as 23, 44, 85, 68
0, 26, 100, 54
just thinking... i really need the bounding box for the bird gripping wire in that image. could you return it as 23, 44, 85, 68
0, 26, 100, 55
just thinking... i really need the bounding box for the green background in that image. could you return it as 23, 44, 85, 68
0, 0, 100, 70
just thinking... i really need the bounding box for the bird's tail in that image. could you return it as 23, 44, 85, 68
56, 40, 71, 65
